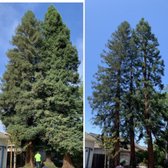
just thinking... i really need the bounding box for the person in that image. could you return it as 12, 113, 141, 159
34, 151, 42, 168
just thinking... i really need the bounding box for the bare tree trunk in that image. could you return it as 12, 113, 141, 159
45, 153, 53, 163
114, 110, 120, 167
62, 153, 74, 168
130, 118, 136, 168
25, 141, 34, 168
144, 95, 154, 168
147, 127, 154, 168
129, 58, 136, 168
114, 69, 121, 167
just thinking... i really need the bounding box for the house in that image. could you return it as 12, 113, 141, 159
85, 132, 147, 168
85, 133, 95, 168
0, 132, 9, 168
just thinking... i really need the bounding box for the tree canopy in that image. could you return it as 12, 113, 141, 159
0, 6, 82, 168
89, 18, 167, 168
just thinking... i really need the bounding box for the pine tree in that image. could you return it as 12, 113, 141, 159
134, 18, 164, 168
0, 11, 42, 167
36, 6, 82, 167
89, 21, 132, 167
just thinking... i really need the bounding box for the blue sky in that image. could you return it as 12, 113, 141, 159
85, 0, 168, 135
0, 3, 83, 132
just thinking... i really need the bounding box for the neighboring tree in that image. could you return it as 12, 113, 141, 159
121, 30, 139, 168
154, 89, 168, 166
0, 11, 42, 167
89, 21, 132, 167
37, 6, 82, 168
134, 18, 165, 168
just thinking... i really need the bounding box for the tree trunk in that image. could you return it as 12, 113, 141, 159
114, 110, 120, 167
144, 97, 154, 168
147, 127, 154, 168
46, 156, 52, 162
130, 117, 136, 168
144, 95, 154, 168
62, 153, 74, 168
143, 49, 154, 168
114, 69, 121, 167
25, 141, 34, 168
129, 57, 136, 168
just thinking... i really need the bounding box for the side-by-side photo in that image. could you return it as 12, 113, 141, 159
1, 1, 168, 168
0, 3, 83, 168
85, 1, 168, 168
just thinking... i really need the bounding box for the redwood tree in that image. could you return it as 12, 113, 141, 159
121, 30, 139, 168
89, 21, 132, 167
38, 6, 83, 168
134, 18, 164, 168
0, 11, 42, 167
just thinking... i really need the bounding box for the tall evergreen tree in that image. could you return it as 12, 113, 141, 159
36, 6, 82, 168
0, 6, 82, 168
89, 21, 132, 167
121, 30, 139, 168
0, 11, 42, 167
134, 18, 164, 168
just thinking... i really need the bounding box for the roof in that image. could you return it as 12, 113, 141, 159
86, 132, 147, 151
85, 132, 95, 142
135, 143, 147, 151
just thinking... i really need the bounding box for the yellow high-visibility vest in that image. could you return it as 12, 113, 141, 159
34, 153, 41, 162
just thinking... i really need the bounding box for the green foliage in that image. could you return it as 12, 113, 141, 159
89, 21, 131, 136
133, 19, 166, 166
0, 5, 82, 166
41, 114, 82, 155
37, 5, 82, 157
89, 21, 134, 165
134, 18, 165, 130
136, 151, 148, 165
154, 145, 165, 167
0, 10, 43, 148
89, 18, 166, 167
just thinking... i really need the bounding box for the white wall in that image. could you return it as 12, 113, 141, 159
0, 138, 8, 168
85, 140, 94, 168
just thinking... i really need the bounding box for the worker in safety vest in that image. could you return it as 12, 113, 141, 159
34, 151, 41, 168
